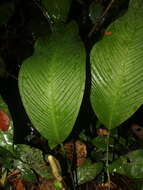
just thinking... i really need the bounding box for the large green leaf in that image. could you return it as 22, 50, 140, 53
18, 22, 86, 148
42, 0, 71, 23
0, 96, 14, 153
77, 159, 103, 185
109, 149, 143, 179
90, 0, 143, 129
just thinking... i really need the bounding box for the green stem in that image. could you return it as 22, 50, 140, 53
88, 0, 115, 38
106, 131, 111, 190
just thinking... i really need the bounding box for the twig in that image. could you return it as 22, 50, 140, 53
8, 73, 18, 80
88, 0, 115, 38
32, 0, 53, 31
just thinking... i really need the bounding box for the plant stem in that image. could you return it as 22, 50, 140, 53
32, 0, 53, 31
88, 0, 115, 38
106, 131, 111, 190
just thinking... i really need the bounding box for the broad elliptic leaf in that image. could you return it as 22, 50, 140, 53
19, 22, 85, 148
109, 149, 143, 179
90, 0, 143, 129
42, 0, 71, 23
0, 95, 14, 153
77, 159, 103, 185
15, 144, 52, 179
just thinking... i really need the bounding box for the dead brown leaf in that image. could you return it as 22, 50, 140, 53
13, 178, 26, 190
64, 140, 87, 167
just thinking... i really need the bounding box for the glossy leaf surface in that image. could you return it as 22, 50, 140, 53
42, 0, 71, 23
14, 159, 38, 182
19, 22, 85, 148
77, 159, 103, 185
0, 96, 14, 152
90, 0, 143, 129
15, 144, 52, 178
109, 149, 143, 179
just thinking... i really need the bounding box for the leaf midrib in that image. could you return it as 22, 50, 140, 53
48, 56, 60, 143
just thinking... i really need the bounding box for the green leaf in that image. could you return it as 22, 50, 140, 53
53, 180, 63, 190
77, 159, 103, 185
0, 96, 14, 153
21, 168, 37, 182
13, 159, 37, 182
92, 136, 112, 151
18, 22, 86, 148
0, 147, 14, 169
90, 0, 143, 129
130, 0, 143, 8
42, 0, 71, 23
140, 184, 143, 190
92, 135, 114, 151
15, 144, 52, 179
109, 149, 143, 179
89, 1, 103, 24
92, 136, 107, 151
0, 2, 14, 25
